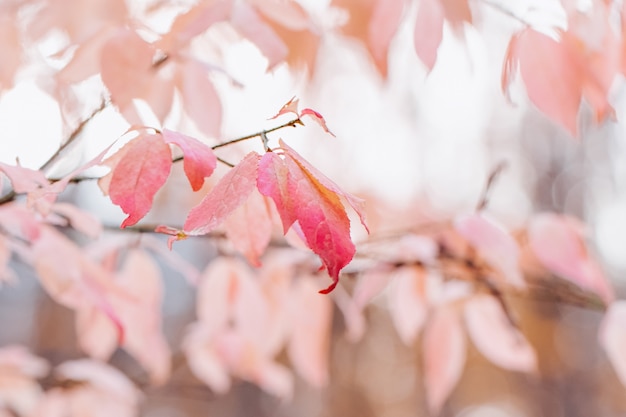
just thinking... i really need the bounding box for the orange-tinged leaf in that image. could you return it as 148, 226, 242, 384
423, 306, 466, 416
464, 294, 537, 373
100, 134, 172, 228
283, 153, 354, 293
184, 152, 260, 236
162, 129, 217, 191
280, 140, 368, 232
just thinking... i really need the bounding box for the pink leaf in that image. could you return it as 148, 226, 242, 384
282, 153, 354, 293
287, 277, 332, 387
223, 189, 273, 266
183, 152, 260, 236
280, 140, 368, 232
257, 152, 296, 233
100, 28, 155, 111
50, 202, 102, 238
528, 213, 614, 304
99, 133, 172, 228
391, 266, 428, 345
454, 213, 525, 289
231, 1, 288, 70
162, 129, 217, 191
0, 162, 48, 193
599, 301, 626, 388
268, 96, 299, 119
299, 108, 336, 137
177, 59, 222, 138
464, 294, 537, 373
413, 0, 445, 71
423, 306, 466, 416
367, 0, 406, 76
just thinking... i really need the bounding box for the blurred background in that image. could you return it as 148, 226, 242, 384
1, 0, 626, 416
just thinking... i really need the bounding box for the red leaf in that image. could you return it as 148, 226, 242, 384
282, 153, 354, 293
423, 306, 466, 415
162, 129, 217, 191
280, 140, 368, 232
299, 108, 335, 137
464, 294, 537, 373
183, 152, 260, 236
257, 152, 296, 233
99, 133, 172, 228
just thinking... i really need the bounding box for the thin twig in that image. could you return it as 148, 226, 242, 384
211, 118, 302, 149
476, 161, 508, 211
479, 0, 534, 27
40, 98, 109, 174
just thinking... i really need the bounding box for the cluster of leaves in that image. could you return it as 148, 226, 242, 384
1, 0, 626, 416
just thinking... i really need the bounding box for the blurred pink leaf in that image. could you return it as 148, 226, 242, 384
528, 213, 614, 304
0, 14, 22, 92
454, 213, 525, 289
50, 203, 102, 239
0, 346, 49, 416
0, 162, 48, 194
288, 278, 332, 386
391, 266, 428, 345
600, 301, 626, 388
269, 96, 299, 120
231, 1, 288, 70
464, 294, 537, 373
367, 0, 406, 76
177, 59, 222, 139
423, 306, 466, 416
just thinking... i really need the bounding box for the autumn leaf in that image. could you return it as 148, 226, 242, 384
183, 152, 260, 236
502, 24, 618, 136
99, 133, 172, 228
162, 129, 217, 191
258, 141, 367, 293
423, 305, 466, 416
464, 294, 537, 373
390, 266, 428, 345
300, 108, 335, 137
528, 213, 614, 305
